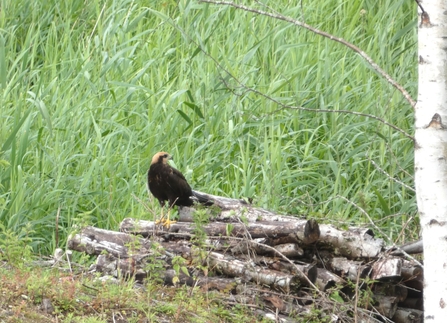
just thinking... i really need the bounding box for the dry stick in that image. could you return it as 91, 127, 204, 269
210, 45, 414, 140
199, 0, 417, 110
336, 195, 391, 240
280, 106, 414, 141
164, 230, 323, 295
385, 142, 413, 178
211, 235, 323, 295
367, 156, 415, 192
164, 3, 415, 141
392, 215, 416, 250
414, 0, 425, 14
353, 269, 360, 323
55, 206, 60, 248
66, 251, 73, 274
336, 195, 422, 267
132, 193, 167, 237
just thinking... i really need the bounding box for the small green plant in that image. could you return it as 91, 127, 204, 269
191, 208, 210, 245
62, 316, 107, 323
0, 222, 33, 267
192, 207, 211, 225
189, 208, 213, 275
225, 223, 234, 236
172, 255, 190, 285
142, 241, 165, 284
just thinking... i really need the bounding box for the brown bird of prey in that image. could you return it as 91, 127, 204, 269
148, 152, 198, 227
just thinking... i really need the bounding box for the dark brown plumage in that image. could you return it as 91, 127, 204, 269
148, 152, 195, 209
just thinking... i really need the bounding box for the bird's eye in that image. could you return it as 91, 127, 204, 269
163, 154, 168, 158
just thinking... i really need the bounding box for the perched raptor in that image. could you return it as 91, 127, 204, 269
147, 152, 199, 227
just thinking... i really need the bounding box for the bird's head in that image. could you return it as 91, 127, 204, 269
151, 151, 172, 165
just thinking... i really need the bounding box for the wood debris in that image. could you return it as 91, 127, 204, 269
68, 192, 423, 322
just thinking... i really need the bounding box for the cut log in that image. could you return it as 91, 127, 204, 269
66, 199, 424, 322
398, 298, 423, 311
192, 190, 250, 208
395, 285, 409, 303
68, 226, 153, 258
389, 240, 423, 255
401, 260, 423, 281
231, 239, 304, 258
67, 226, 316, 293
207, 251, 303, 293
269, 243, 304, 258
243, 255, 317, 286
95, 253, 164, 282
373, 295, 398, 318
120, 218, 317, 240
316, 268, 345, 291
327, 257, 371, 281
268, 218, 320, 245
392, 307, 423, 323
373, 284, 408, 303
371, 257, 402, 280
318, 225, 384, 258
182, 190, 314, 224
120, 219, 384, 260
404, 273, 424, 296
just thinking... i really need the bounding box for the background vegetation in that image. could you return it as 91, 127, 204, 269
0, 0, 417, 256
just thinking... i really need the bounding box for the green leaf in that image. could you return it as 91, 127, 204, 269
183, 101, 204, 119
177, 110, 193, 126
2, 111, 31, 152
181, 266, 190, 277
125, 9, 149, 32
374, 189, 391, 216
26, 91, 53, 134
0, 35, 6, 89
226, 224, 234, 236
390, 20, 417, 43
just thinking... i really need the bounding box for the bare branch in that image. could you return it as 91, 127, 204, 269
336, 195, 422, 266
199, 0, 416, 109
367, 156, 416, 192
162, 2, 414, 141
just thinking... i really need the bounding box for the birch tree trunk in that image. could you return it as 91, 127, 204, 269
415, 2, 447, 321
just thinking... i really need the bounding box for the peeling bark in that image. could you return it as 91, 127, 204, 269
416, 1, 447, 320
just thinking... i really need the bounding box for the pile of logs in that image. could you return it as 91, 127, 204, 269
68, 191, 423, 323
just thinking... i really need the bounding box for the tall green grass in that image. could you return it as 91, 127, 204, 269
0, 0, 417, 254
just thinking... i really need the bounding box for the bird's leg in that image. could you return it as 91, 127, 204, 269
162, 207, 175, 228
162, 199, 178, 228
155, 203, 167, 226
155, 200, 178, 229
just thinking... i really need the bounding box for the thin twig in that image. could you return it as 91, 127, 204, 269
353, 268, 360, 323
164, 6, 414, 141
367, 156, 415, 192
385, 142, 413, 178
199, 0, 416, 109
55, 206, 60, 248
336, 195, 389, 239
270, 104, 414, 141
336, 195, 422, 266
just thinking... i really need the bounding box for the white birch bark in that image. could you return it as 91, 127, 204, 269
415, 2, 447, 321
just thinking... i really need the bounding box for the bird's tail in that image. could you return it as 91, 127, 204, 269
191, 190, 214, 206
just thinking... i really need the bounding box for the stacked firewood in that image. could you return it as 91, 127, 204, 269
67, 191, 423, 323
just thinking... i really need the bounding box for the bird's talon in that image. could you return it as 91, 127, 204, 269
155, 218, 176, 229
163, 219, 177, 229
